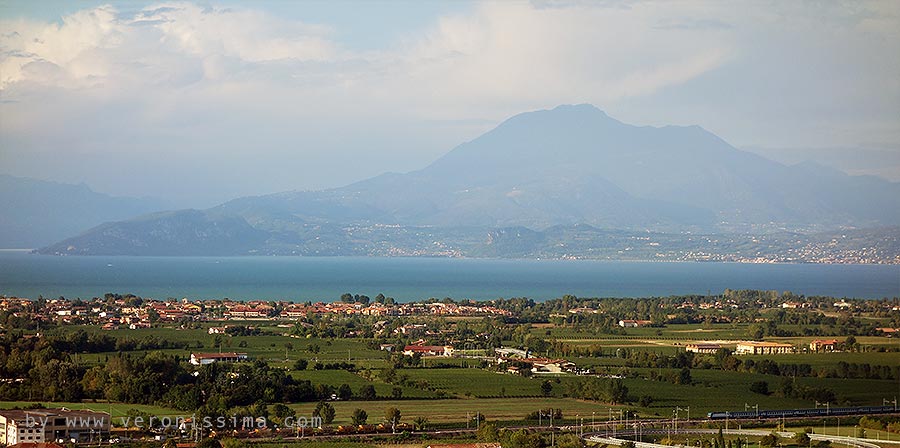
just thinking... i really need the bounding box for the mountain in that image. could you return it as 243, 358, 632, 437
217, 104, 900, 231
44, 209, 269, 256
37, 105, 900, 257
0, 175, 167, 248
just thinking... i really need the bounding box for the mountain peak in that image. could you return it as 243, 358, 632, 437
551, 103, 608, 115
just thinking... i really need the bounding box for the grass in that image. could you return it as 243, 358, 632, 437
289, 397, 620, 425
44, 323, 900, 427
292, 370, 438, 399
740, 352, 900, 367
59, 325, 391, 369
398, 368, 547, 398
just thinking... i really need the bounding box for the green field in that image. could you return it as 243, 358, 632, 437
289, 397, 618, 425
39, 322, 900, 429
741, 351, 900, 367
292, 370, 438, 399
58, 324, 391, 369
398, 368, 547, 398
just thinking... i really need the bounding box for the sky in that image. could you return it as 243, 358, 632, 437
1, 0, 899, 208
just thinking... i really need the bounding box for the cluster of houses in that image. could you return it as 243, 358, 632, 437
0, 296, 512, 330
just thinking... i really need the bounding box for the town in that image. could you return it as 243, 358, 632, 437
1, 291, 899, 448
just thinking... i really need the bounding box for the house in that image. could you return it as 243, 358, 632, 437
735, 341, 794, 355
207, 326, 228, 334
379, 344, 395, 352
685, 343, 722, 354
523, 358, 575, 374
402, 345, 453, 357
189, 352, 249, 365
618, 319, 652, 328
0, 409, 109, 445
809, 339, 839, 352
495, 347, 528, 358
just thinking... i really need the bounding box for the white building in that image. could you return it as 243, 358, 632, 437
735, 341, 794, 355
0, 409, 109, 445
189, 352, 249, 365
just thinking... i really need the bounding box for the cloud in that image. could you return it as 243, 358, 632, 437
0, 1, 897, 205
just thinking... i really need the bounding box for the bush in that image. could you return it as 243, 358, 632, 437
749, 381, 769, 395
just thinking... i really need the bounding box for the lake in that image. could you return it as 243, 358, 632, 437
0, 251, 897, 301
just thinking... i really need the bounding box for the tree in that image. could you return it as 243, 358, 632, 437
796, 431, 811, 446
196, 440, 222, 448
221, 439, 248, 448
384, 407, 402, 432
392, 386, 403, 399
360, 384, 377, 400
338, 384, 353, 400
760, 433, 779, 447
541, 380, 553, 397
271, 403, 295, 425
844, 335, 857, 351
749, 381, 769, 395
322, 403, 336, 424
476, 422, 500, 442
557, 433, 585, 448
293, 358, 308, 371
313, 401, 336, 424
413, 415, 428, 430
678, 367, 692, 385
351, 408, 368, 425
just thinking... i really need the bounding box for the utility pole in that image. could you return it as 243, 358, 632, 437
677, 406, 690, 426
745, 403, 759, 418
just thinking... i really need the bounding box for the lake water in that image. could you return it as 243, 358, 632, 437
0, 251, 897, 301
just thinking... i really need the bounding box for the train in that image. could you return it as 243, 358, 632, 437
707, 405, 897, 420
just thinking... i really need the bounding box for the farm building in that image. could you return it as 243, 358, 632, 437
685, 343, 722, 354
735, 341, 794, 355
189, 352, 249, 365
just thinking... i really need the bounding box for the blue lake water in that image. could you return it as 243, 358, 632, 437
0, 251, 897, 301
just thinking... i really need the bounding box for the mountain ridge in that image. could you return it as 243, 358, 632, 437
0, 174, 168, 248
35, 104, 900, 257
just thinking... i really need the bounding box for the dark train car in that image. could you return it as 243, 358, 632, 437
708, 405, 896, 420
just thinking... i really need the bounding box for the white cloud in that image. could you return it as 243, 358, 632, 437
0, 1, 897, 205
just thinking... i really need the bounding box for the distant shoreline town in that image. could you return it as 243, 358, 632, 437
2, 291, 898, 334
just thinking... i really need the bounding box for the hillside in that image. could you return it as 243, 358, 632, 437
37, 105, 900, 258
0, 175, 166, 248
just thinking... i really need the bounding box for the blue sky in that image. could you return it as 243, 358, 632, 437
1, 0, 898, 207
1, 0, 476, 50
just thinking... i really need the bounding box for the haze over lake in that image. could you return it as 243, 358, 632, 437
0, 251, 896, 301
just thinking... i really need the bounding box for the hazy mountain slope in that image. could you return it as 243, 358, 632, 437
0, 175, 166, 248
36, 104, 900, 256
41, 209, 268, 256
218, 104, 900, 231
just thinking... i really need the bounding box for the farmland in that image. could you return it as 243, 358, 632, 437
2, 292, 899, 448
